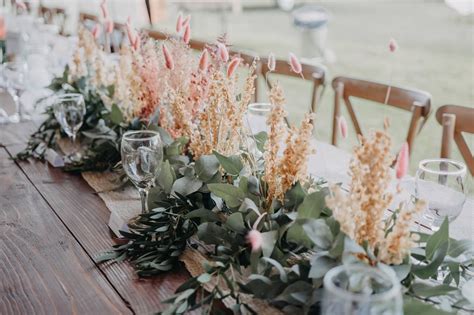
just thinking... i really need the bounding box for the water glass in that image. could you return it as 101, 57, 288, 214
415, 158, 467, 230
53, 93, 86, 162
245, 103, 272, 135
322, 264, 402, 315
1, 60, 28, 122
121, 131, 163, 214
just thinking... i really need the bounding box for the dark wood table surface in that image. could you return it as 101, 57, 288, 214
0, 121, 190, 314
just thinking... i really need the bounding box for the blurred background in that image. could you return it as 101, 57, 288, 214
3, 0, 474, 175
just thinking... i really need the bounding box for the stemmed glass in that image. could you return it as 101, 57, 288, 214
322, 264, 403, 315
121, 131, 163, 214
52, 93, 86, 162
415, 158, 467, 231
1, 60, 29, 122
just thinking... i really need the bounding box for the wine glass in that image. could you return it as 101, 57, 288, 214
1, 60, 28, 122
415, 158, 467, 231
121, 131, 163, 214
52, 93, 86, 162
322, 264, 403, 315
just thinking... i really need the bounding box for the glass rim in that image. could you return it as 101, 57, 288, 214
418, 158, 466, 176
122, 130, 162, 142
323, 265, 401, 302
247, 102, 273, 113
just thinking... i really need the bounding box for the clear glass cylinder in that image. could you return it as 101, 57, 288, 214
322, 264, 402, 315
244, 102, 272, 135
415, 158, 467, 230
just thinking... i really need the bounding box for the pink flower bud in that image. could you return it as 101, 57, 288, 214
176, 13, 183, 33
162, 44, 174, 70
183, 23, 191, 44
289, 52, 302, 74
105, 19, 114, 34
217, 43, 229, 63
100, 0, 109, 20
91, 24, 101, 39
15, 0, 27, 10
396, 142, 409, 179
198, 49, 209, 72
125, 17, 137, 49
182, 15, 191, 28
227, 57, 241, 78
247, 230, 263, 252
389, 38, 398, 53
338, 116, 348, 139
267, 53, 276, 72
132, 36, 140, 51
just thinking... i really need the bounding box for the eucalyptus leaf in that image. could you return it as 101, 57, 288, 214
412, 283, 457, 298
412, 241, 449, 279
297, 190, 328, 219
302, 218, 334, 250
262, 257, 288, 283
426, 218, 449, 260
213, 150, 244, 175
261, 230, 277, 257
157, 160, 175, 194
171, 177, 203, 196
109, 103, 124, 125
207, 183, 246, 208
309, 254, 338, 279
194, 155, 220, 181
226, 212, 245, 233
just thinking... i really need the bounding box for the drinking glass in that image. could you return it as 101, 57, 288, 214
415, 158, 467, 231
245, 102, 272, 135
1, 60, 28, 122
121, 131, 163, 214
322, 264, 402, 315
52, 93, 86, 162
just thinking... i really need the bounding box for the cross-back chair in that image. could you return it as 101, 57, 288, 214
436, 105, 474, 176
39, 5, 66, 34
260, 57, 326, 126
331, 76, 431, 155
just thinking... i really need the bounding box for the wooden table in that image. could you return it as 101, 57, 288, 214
1, 120, 472, 314
0, 121, 190, 314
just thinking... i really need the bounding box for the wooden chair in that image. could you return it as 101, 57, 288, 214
331, 76, 431, 154
436, 105, 474, 176
260, 57, 326, 126
39, 5, 66, 34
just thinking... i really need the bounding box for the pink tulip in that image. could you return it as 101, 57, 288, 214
217, 43, 229, 63
162, 44, 174, 70
227, 57, 241, 78
247, 230, 263, 252
338, 116, 348, 139
105, 19, 114, 34
91, 24, 101, 39
176, 13, 183, 33
267, 53, 276, 72
15, 0, 27, 10
396, 142, 409, 179
198, 49, 209, 72
389, 38, 398, 53
100, 0, 109, 20
183, 23, 191, 44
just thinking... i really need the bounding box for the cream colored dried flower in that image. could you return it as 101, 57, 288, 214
326, 129, 425, 265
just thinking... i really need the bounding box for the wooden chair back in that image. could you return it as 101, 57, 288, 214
260, 57, 326, 125
331, 76, 431, 154
39, 5, 66, 34
436, 105, 474, 175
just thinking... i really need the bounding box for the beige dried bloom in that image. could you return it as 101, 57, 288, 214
378, 200, 426, 265
326, 129, 425, 265
263, 83, 315, 206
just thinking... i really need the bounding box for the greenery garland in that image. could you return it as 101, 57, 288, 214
97, 140, 474, 315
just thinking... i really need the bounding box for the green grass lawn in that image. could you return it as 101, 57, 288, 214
154, 0, 473, 178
